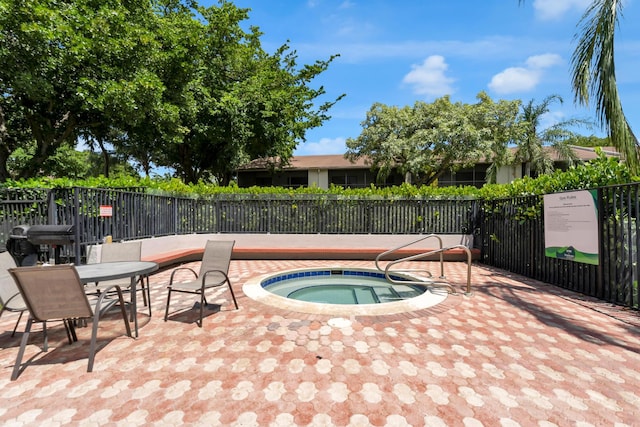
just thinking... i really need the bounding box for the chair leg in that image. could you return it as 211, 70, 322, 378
63, 320, 74, 344
11, 311, 24, 337
116, 290, 132, 339
42, 321, 48, 352
88, 288, 131, 372
145, 276, 151, 316
227, 281, 239, 310
198, 291, 205, 327
138, 276, 148, 307
68, 320, 78, 341
164, 288, 172, 321
11, 317, 33, 381
87, 308, 101, 372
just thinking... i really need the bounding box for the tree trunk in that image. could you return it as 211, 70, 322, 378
97, 138, 110, 177
0, 108, 10, 181
0, 146, 11, 181
23, 111, 78, 179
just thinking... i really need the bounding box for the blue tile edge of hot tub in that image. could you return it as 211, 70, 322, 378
261, 269, 407, 288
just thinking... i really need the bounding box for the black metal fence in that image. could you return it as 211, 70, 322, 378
478, 195, 601, 293
175, 196, 479, 235
598, 183, 639, 308
1, 184, 638, 310
0, 187, 477, 260
479, 183, 639, 309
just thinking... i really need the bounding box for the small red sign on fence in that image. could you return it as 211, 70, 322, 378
99, 205, 113, 217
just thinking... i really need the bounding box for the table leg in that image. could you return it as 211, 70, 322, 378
130, 275, 139, 337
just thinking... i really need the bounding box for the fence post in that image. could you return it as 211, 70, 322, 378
215, 197, 220, 233
45, 188, 56, 264
267, 197, 272, 233
73, 187, 82, 263
171, 197, 176, 235
596, 187, 604, 300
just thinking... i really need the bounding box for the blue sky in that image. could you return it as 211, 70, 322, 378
213, 0, 640, 156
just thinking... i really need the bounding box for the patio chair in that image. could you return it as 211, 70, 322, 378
0, 251, 27, 337
87, 241, 151, 316
164, 240, 238, 327
9, 264, 132, 380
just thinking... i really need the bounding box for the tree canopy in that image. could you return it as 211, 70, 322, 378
0, 0, 342, 183
346, 92, 592, 185
515, 95, 591, 178
0, 0, 159, 179
345, 93, 523, 186
571, 0, 639, 173
346, 98, 467, 186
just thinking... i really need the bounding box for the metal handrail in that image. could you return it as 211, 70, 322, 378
377, 241, 473, 295
374, 234, 445, 278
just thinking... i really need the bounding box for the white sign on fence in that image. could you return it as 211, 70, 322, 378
543, 190, 599, 265
99, 205, 113, 217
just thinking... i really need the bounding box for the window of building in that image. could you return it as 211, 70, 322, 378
287, 176, 308, 187
255, 177, 273, 187
438, 165, 488, 188
330, 170, 364, 187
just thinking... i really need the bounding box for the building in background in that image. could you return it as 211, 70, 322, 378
237, 155, 405, 188
236, 146, 619, 189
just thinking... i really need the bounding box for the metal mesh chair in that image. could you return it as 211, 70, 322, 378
9, 264, 131, 380
164, 240, 238, 327
0, 251, 27, 337
87, 241, 151, 316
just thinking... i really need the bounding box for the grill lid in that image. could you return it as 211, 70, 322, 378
26, 225, 75, 245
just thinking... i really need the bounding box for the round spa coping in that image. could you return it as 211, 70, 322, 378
242, 266, 449, 316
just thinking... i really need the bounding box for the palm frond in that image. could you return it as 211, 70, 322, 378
571, 0, 639, 172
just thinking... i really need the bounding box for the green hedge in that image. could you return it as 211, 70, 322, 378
1, 149, 635, 200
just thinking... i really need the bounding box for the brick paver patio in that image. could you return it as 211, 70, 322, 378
1, 259, 639, 426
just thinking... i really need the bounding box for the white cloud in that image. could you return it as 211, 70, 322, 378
526, 53, 563, 69
295, 137, 347, 155
489, 67, 541, 94
488, 53, 563, 94
533, 0, 591, 20
402, 55, 455, 98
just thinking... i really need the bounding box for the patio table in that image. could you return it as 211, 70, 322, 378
75, 261, 158, 337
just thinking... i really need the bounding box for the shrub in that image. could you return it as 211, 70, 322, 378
1, 149, 635, 200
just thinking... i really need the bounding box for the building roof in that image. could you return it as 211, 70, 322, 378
562, 145, 620, 160
238, 154, 371, 171
237, 146, 620, 172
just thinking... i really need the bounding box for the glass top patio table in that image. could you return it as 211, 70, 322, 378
75, 261, 158, 337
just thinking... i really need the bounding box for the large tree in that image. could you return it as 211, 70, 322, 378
519, 0, 639, 173
0, 0, 341, 183
346, 96, 498, 186
473, 92, 523, 184
150, 2, 342, 184
0, 96, 31, 179
0, 0, 160, 180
